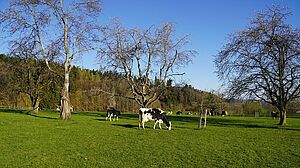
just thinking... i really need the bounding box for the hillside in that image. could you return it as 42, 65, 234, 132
0, 54, 213, 113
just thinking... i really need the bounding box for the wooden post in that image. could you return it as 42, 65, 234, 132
198, 110, 203, 129
204, 109, 207, 128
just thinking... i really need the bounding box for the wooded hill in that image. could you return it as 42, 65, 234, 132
1, 54, 299, 115
0, 54, 222, 113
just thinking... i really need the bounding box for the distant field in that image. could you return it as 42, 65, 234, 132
0, 109, 299, 168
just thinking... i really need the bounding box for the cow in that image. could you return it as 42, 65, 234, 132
176, 111, 182, 115
221, 109, 227, 117
138, 108, 172, 130
56, 105, 73, 112
106, 107, 120, 121
271, 111, 279, 119
186, 112, 192, 115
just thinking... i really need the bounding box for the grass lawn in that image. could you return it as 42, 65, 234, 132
0, 109, 299, 168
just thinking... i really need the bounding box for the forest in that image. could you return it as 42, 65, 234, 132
1, 54, 299, 116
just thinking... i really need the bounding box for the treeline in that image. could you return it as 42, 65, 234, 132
0, 54, 299, 115
0, 54, 226, 113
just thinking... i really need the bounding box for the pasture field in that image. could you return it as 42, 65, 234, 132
0, 109, 299, 168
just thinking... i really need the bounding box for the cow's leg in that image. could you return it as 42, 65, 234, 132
159, 122, 162, 129
139, 121, 145, 129
116, 116, 118, 121
109, 114, 112, 121
153, 121, 158, 129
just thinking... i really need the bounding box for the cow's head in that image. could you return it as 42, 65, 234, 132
166, 121, 172, 130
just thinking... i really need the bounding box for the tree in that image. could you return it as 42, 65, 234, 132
98, 20, 196, 108
12, 52, 54, 113
0, 55, 19, 107
215, 6, 300, 125
0, 0, 102, 119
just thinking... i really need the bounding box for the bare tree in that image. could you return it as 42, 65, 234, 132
0, 0, 102, 119
215, 6, 300, 125
98, 20, 196, 108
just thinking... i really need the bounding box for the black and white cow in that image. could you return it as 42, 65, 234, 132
106, 107, 120, 121
271, 111, 279, 119
176, 111, 182, 115
138, 108, 172, 130
221, 109, 227, 117
56, 105, 73, 112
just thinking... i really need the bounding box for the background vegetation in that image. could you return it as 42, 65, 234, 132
1, 54, 299, 116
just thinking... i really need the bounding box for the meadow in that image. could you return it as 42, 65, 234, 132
0, 109, 299, 168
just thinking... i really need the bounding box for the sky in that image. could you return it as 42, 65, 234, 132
0, 0, 299, 91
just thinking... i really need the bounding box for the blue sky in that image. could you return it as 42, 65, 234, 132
1, 0, 299, 91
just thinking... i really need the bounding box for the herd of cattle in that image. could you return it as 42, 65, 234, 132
175, 110, 228, 116
105, 107, 229, 130
105, 107, 172, 130
56, 105, 281, 130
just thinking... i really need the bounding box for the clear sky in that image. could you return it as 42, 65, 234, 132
0, 0, 299, 91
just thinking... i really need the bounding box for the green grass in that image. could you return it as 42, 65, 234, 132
0, 109, 299, 168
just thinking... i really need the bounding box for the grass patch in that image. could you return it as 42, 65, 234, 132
0, 109, 299, 167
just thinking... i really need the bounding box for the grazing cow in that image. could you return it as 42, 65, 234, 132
106, 107, 120, 121
221, 109, 227, 117
138, 108, 172, 130
176, 111, 182, 115
186, 112, 192, 115
56, 105, 73, 112
271, 111, 279, 119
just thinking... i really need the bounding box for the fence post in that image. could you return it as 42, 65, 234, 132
198, 109, 203, 129
204, 109, 207, 128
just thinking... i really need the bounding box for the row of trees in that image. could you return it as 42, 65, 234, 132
2, 53, 299, 117
0, 54, 225, 113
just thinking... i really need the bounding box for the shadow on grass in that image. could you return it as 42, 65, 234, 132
118, 113, 139, 120
0, 108, 28, 114
94, 118, 107, 122
200, 117, 300, 131
168, 115, 300, 131
73, 111, 105, 118
28, 113, 58, 120
112, 123, 137, 129
112, 124, 170, 130
0, 108, 58, 120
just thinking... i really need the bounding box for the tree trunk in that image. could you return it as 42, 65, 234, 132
32, 96, 40, 114
60, 71, 71, 120
278, 109, 287, 126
